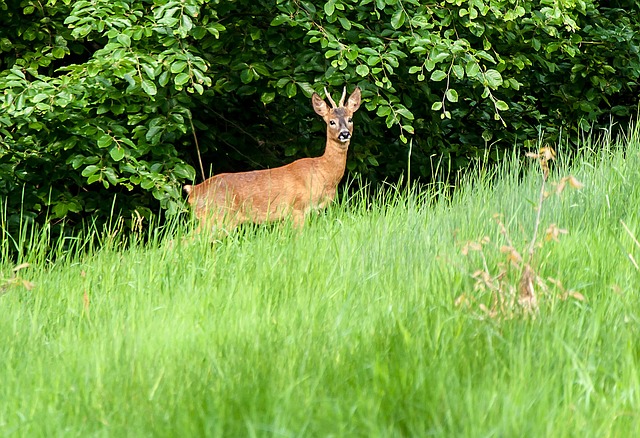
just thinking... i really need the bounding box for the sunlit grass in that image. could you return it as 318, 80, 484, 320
2, 124, 640, 436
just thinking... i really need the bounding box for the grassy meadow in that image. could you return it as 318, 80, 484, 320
3, 125, 640, 436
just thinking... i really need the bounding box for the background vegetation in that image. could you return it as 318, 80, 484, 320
1, 0, 639, 236
2, 125, 640, 436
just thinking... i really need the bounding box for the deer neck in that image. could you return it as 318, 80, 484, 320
319, 138, 349, 182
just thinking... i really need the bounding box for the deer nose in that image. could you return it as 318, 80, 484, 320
338, 130, 351, 142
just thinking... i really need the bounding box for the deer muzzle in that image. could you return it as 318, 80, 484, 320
338, 129, 351, 142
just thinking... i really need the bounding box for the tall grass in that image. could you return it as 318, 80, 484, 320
2, 124, 640, 436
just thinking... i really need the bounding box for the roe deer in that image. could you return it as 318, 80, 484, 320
183, 86, 362, 233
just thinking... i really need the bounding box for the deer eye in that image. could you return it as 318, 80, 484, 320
348, 118, 353, 123
330, 120, 336, 126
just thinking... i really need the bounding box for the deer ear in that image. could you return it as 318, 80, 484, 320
312, 93, 329, 117
346, 87, 361, 113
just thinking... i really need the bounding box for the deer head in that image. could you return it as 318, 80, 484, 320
312, 87, 362, 149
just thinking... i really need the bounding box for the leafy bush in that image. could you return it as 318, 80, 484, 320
0, 0, 638, 236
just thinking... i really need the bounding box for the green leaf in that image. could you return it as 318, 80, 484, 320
324, 0, 335, 16
10, 67, 25, 79
376, 105, 391, 117
494, 100, 509, 111
396, 107, 414, 121
325, 49, 340, 59
476, 50, 495, 63
345, 49, 359, 61
507, 78, 521, 90
261, 92, 276, 104
0, 38, 12, 51
141, 80, 157, 96
445, 89, 458, 103
87, 63, 100, 77
356, 64, 370, 77
52, 47, 66, 59
270, 15, 289, 26
391, 9, 405, 29
240, 69, 253, 84
465, 62, 480, 78
141, 178, 155, 190
285, 82, 297, 98
338, 16, 351, 30
82, 165, 100, 178
109, 146, 125, 161
276, 78, 290, 88
67, 200, 82, 213
174, 73, 190, 86
181, 14, 193, 32
104, 168, 119, 185
158, 71, 170, 87
173, 163, 196, 180
430, 70, 447, 82
32, 94, 49, 103
142, 64, 156, 80
532, 37, 541, 51
237, 85, 257, 95
431, 101, 442, 111
170, 61, 187, 74
116, 33, 131, 47
97, 135, 113, 148
452, 64, 464, 79
252, 63, 269, 76
484, 69, 503, 89
146, 126, 163, 144
431, 51, 449, 64
53, 203, 69, 218
297, 82, 315, 96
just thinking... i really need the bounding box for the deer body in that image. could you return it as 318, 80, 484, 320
184, 87, 361, 232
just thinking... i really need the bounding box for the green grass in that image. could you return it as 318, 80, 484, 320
3, 125, 640, 436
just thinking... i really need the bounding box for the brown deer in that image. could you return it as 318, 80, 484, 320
183, 86, 362, 234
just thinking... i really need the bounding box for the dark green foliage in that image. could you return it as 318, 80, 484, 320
0, 0, 638, 235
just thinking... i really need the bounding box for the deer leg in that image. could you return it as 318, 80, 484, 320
291, 210, 306, 229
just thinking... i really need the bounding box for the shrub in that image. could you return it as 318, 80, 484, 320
0, 0, 638, 236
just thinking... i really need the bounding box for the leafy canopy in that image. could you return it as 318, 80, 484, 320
0, 0, 638, 235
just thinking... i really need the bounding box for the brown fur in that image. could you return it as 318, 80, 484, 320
184, 87, 362, 233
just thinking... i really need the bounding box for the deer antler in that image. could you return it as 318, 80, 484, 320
324, 87, 337, 108
338, 87, 347, 107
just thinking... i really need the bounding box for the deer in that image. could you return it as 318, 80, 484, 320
183, 86, 362, 235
